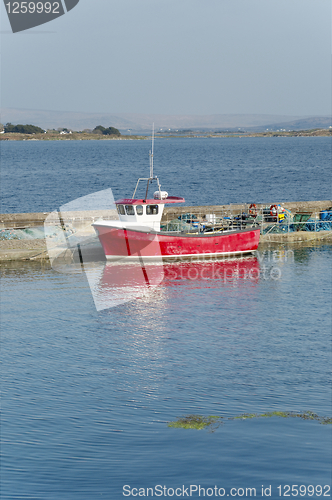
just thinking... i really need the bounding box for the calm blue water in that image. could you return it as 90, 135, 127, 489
1, 244, 331, 499
1, 139, 331, 499
1, 137, 331, 213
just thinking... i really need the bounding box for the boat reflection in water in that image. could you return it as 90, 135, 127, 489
84, 256, 260, 311
163, 256, 260, 283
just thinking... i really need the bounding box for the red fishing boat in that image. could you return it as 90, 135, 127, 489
92, 133, 260, 260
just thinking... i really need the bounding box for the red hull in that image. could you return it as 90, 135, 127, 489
94, 225, 261, 259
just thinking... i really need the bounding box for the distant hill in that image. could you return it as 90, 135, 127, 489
1, 108, 330, 132
249, 116, 332, 132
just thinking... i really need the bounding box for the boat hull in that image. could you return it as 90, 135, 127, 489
93, 224, 261, 260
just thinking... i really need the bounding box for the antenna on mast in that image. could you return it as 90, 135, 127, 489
138, 123, 161, 202
149, 123, 154, 178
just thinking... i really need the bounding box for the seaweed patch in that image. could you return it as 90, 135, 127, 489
168, 415, 222, 431
168, 411, 331, 430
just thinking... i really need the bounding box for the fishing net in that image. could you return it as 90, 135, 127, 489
161, 219, 196, 232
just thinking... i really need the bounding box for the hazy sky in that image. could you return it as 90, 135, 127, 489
1, 0, 331, 116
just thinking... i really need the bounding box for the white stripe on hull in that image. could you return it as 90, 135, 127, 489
105, 249, 255, 261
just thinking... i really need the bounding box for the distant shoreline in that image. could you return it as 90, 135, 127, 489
0, 128, 331, 141
0, 133, 146, 141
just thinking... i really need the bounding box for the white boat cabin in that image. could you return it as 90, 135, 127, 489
115, 195, 185, 232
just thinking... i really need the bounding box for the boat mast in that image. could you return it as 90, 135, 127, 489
132, 123, 162, 201
144, 123, 155, 201
150, 123, 154, 178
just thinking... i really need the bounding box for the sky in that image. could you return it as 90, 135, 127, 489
0, 0, 331, 117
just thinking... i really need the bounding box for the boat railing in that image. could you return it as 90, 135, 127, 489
160, 205, 332, 235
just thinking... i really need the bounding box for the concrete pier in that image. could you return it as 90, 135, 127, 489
0, 200, 331, 262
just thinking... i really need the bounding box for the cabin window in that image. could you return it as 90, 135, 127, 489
146, 205, 158, 215
117, 205, 125, 215
136, 205, 143, 215
125, 205, 135, 216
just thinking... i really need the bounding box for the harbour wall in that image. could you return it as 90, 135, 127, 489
0, 200, 331, 262
1, 200, 331, 229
